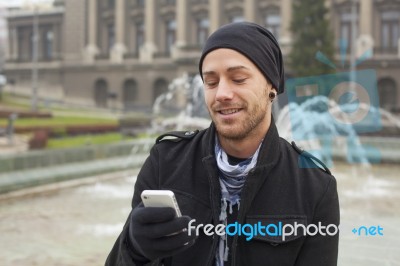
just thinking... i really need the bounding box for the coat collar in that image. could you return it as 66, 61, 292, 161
201, 115, 281, 170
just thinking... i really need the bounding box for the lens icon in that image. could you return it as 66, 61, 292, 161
328, 81, 371, 125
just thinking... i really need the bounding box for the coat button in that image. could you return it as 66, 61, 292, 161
185, 131, 194, 136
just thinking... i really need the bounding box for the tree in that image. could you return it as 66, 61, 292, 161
289, 0, 335, 77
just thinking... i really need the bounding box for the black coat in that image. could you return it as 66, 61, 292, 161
106, 122, 340, 266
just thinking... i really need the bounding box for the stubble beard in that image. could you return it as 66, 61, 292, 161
210, 94, 269, 141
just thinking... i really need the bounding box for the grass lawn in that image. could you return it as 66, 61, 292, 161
47, 132, 132, 149
0, 93, 119, 127
0, 94, 153, 149
0, 94, 118, 127
0, 94, 31, 109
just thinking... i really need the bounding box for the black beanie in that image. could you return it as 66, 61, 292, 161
199, 22, 285, 94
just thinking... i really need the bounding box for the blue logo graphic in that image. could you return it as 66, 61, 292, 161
285, 42, 382, 167
352, 225, 384, 236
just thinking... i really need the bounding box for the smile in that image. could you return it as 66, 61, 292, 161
218, 108, 242, 115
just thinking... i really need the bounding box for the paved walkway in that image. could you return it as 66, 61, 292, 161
0, 135, 28, 154
334, 163, 400, 266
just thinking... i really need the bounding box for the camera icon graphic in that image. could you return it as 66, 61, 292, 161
285, 69, 382, 167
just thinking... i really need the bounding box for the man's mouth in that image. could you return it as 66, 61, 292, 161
218, 108, 242, 115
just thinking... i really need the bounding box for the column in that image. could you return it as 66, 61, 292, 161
84, 0, 99, 63
9, 26, 18, 61
141, 0, 157, 62
5, 26, 11, 61
244, 0, 257, 22
280, 0, 292, 54
111, 0, 127, 63
209, 0, 223, 33
173, 0, 189, 60
360, 0, 373, 36
176, 0, 188, 47
357, 0, 374, 57
398, 39, 400, 57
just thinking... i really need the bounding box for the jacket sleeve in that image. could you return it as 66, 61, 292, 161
295, 175, 340, 266
105, 146, 161, 266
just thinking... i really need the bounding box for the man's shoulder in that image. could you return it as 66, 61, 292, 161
279, 138, 332, 176
155, 130, 201, 144
156, 130, 201, 144
151, 128, 210, 161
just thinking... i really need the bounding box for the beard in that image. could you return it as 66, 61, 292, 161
208, 91, 270, 141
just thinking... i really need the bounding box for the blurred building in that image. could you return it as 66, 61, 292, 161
0, 5, 9, 72
3, 0, 400, 113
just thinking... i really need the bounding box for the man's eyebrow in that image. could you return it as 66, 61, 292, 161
202, 66, 250, 76
202, 71, 217, 77
227, 65, 250, 72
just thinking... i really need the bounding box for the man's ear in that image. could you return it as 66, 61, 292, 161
269, 88, 277, 102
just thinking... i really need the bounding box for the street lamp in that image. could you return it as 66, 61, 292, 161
349, 0, 357, 92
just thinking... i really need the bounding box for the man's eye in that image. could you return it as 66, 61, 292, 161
205, 81, 218, 87
233, 78, 246, 84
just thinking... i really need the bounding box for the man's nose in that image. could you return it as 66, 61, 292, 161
215, 79, 234, 102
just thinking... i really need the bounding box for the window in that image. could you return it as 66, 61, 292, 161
108, 24, 115, 51
137, 0, 144, 7
123, 79, 138, 110
381, 11, 400, 50
165, 19, 176, 54
16, 28, 24, 61
108, 0, 115, 9
136, 21, 145, 54
265, 9, 281, 41
165, 0, 176, 5
197, 18, 209, 45
339, 11, 359, 50
153, 78, 168, 102
43, 30, 53, 59
378, 78, 397, 111
94, 79, 108, 108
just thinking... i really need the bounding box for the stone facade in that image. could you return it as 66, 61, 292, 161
3, 0, 400, 113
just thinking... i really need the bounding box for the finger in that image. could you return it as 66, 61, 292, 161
153, 230, 198, 252
134, 207, 177, 224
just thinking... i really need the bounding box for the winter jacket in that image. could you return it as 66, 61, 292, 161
106, 121, 340, 266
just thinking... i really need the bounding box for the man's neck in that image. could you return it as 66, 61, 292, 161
218, 117, 271, 158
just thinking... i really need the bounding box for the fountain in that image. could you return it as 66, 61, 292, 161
275, 95, 400, 166
152, 73, 210, 132
276, 96, 369, 166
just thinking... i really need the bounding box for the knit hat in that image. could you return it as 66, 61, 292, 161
198, 22, 285, 94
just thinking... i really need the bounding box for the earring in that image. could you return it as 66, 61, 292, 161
269, 92, 276, 102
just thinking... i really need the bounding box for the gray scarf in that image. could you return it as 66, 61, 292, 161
214, 137, 262, 266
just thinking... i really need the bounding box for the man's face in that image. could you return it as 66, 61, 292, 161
202, 48, 274, 140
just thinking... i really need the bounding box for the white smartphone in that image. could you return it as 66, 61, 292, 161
141, 190, 182, 217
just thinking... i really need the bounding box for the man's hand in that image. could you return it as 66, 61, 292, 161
128, 205, 197, 261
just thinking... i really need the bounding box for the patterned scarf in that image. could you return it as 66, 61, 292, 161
214, 137, 262, 266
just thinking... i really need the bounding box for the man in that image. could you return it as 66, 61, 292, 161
106, 22, 340, 266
